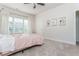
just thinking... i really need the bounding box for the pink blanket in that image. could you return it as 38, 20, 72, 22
13, 34, 44, 50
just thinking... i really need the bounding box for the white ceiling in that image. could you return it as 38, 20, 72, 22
1, 3, 63, 15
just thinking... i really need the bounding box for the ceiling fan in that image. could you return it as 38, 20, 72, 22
24, 3, 45, 9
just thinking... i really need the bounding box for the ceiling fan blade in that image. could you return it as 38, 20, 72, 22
37, 3, 45, 6
24, 3, 31, 4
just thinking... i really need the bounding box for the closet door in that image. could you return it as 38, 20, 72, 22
76, 11, 79, 44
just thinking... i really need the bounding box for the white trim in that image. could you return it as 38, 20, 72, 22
45, 37, 76, 45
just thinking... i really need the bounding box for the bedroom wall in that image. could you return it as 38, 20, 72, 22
0, 4, 36, 34
36, 3, 79, 45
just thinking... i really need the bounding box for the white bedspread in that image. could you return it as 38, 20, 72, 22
0, 34, 15, 52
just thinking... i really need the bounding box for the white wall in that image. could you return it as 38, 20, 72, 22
36, 3, 79, 45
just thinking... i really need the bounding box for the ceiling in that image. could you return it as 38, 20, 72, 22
1, 3, 63, 15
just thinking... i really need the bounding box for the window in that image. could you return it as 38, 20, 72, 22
8, 16, 29, 34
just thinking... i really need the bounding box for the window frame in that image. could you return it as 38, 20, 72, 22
8, 16, 28, 34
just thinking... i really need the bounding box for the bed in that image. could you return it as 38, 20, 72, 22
0, 34, 44, 56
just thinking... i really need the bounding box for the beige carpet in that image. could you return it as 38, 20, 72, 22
12, 39, 79, 56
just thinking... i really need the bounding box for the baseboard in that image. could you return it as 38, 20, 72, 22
45, 37, 76, 45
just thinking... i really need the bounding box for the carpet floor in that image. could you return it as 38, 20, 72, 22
12, 39, 79, 56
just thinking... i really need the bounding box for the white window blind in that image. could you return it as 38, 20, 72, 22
8, 16, 29, 34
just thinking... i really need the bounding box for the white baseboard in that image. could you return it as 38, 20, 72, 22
45, 37, 76, 45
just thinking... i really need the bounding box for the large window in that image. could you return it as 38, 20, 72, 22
8, 16, 29, 34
